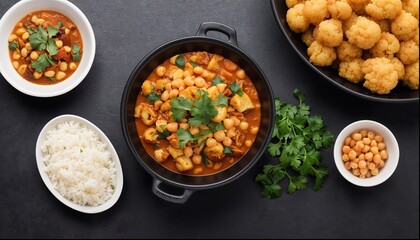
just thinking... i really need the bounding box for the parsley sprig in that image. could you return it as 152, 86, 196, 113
255, 89, 334, 198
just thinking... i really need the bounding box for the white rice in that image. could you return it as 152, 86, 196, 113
41, 120, 117, 207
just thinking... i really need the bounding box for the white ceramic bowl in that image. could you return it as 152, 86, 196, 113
35, 114, 123, 214
0, 0, 95, 97
334, 120, 399, 187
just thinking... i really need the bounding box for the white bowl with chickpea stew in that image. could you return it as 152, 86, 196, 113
121, 22, 275, 203
334, 120, 399, 187
0, 0, 95, 97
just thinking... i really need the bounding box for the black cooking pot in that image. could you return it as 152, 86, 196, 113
121, 22, 275, 203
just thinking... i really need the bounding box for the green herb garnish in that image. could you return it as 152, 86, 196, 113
146, 92, 161, 103
58, 21, 63, 28
255, 89, 334, 199
8, 41, 19, 51
72, 43, 81, 62
158, 130, 171, 139
228, 82, 244, 96
223, 146, 233, 154
175, 54, 185, 69
176, 128, 212, 148
171, 97, 193, 121
32, 53, 54, 72
190, 60, 199, 68
212, 76, 225, 86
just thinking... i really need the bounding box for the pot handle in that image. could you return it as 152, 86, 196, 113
152, 178, 194, 204
196, 22, 238, 47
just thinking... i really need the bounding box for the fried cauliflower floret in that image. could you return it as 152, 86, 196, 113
411, 28, 419, 45
286, 3, 310, 33
347, 0, 370, 14
286, 0, 305, 8
391, 11, 419, 41
346, 16, 382, 49
373, 19, 392, 32
301, 27, 316, 47
396, 40, 419, 64
390, 57, 405, 79
337, 41, 363, 61
369, 32, 400, 58
362, 57, 399, 94
303, 0, 329, 25
402, 61, 419, 89
307, 40, 337, 66
365, 0, 403, 20
327, 0, 352, 20
402, 0, 419, 19
316, 19, 343, 47
339, 58, 365, 83
343, 12, 359, 33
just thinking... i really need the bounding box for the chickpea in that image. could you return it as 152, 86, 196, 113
184, 147, 193, 158
359, 153, 365, 161
373, 154, 382, 164
33, 71, 43, 80
380, 150, 388, 160
31, 15, 38, 23
213, 162, 222, 170
344, 162, 351, 170
344, 137, 352, 145
360, 130, 368, 137
342, 145, 351, 154
362, 145, 370, 153
169, 89, 179, 98
12, 61, 19, 69
30, 51, 39, 60
368, 162, 376, 170
192, 155, 202, 165
190, 126, 200, 135
155, 66, 166, 77
223, 118, 234, 130
365, 152, 373, 161
59, 62, 68, 71
201, 69, 210, 78
165, 82, 172, 92
370, 140, 377, 147
69, 62, 77, 71
245, 140, 253, 147
370, 146, 379, 155
35, 18, 45, 26
20, 48, 28, 58
12, 50, 21, 60
169, 55, 177, 65
358, 160, 367, 169
15, 28, 26, 36
232, 117, 240, 127
179, 122, 189, 130
223, 137, 232, 147
183, 76, 195, 87
194, 77, 206, 88
377, 142, 386, 150
239, 121, 249, 131
342, 154, 349, 162
352, 133, 362, 141
360, 167, 368, 175
25, 42, 32, 51
17, 64, 27, 75
348, 149, 357, 161
206, 138, 217, 147
8, 34, 17, 42
65, 28, 70, 35
250, 127, 259, 135
55, 40, 63, 48
193, 168, 203, 175
166, 122, 179, 133
193, 66, 204, 75
375, 135, 383, 143
44, 70, 55, 78
236, 69, 246, 79
63, 46, 72, 53
350, 139, 356, 148
371, 168, 379, 176
56, 71, 66, 81
362, 137, 371, 145
379, 160, 385, 168
226, 128, 236, 138
213, 130, 226, 142
367, 131, 375, 140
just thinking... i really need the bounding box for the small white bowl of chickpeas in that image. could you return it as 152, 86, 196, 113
0, 0, 95, 97
334, 120, 399, 187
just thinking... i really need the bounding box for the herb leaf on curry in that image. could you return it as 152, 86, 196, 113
175, 55, 185, 69
255, 89, 334, 198
8, 41, 19, 51
228, 82, 244, 96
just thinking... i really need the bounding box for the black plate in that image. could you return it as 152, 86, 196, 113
271, 0, 419, 103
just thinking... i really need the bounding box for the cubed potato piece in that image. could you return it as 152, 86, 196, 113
206, 86, 220, 100
167, 146, 184, 159
175, 156, 193, 172
230, 92, 255, 112
212, 106, 227, 123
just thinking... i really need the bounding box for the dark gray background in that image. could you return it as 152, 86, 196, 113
0, 0, 418, 239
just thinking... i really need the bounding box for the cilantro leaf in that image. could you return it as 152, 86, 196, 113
190, 60, 199, 68
189, 91, 218, 127
57, 21, 63, 28
216, 94, 228, 107
146, 92, 161, 103
157, 130, 171, 139
176, 128, 211, 148
47, 25, 58, 38
8, 41, 19, 51
228, 82, 244, 96
212, 76, 225, 85
46, 38, 58, 56
223, 146, 233, 154
175, 55, 185, 69
32, 53, 54, 72
255, 89, 334, 199
72, 43, 81, 62
171, 97, 193, 121
29, 26, 48, 51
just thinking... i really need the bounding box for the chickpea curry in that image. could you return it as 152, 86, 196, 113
134, 52, 261, 176
8, 10, 83, 85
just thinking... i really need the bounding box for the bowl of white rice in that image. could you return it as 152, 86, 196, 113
35, 114, 123, 214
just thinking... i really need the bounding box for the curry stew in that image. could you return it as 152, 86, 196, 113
8, 10, 83, 85
135, 52, 261, 176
